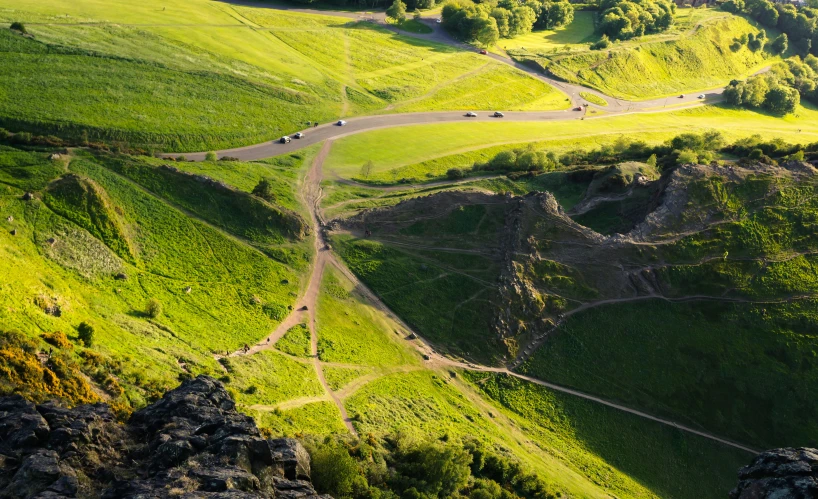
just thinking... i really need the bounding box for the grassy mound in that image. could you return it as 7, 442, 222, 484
44, 173, 135, 263
546, 16, 774, 99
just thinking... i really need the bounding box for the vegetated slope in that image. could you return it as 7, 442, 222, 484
0, 0, 566, 151
0, 145, 312, 413
543, 15, 773, 99
334, 159, 818, 452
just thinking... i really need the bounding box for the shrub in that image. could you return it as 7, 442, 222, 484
245, 385, 258, 394
446, 168, 465, 180
77, 322, 95, 347
10, 22, 26, 34
175, 155, 186, 162
41, 331, 73, 350
676, 149, 699, 165
590, 35, 610, 50
770, 33, 788, 55
205, 152, 217, 162
145, 298, 163, 319
251, 178, 277, 203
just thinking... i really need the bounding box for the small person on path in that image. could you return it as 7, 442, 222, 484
243, 344, 249, 354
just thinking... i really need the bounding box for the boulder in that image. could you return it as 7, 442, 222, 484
731, 447, 818, 499
0, 376, 331, 498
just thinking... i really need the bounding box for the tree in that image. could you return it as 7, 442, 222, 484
360, 160, 374, 178
509, 6, 537, 36
77, 322, 95, 347
475, 17, 500, 47
490, 8, 511, 37
771, 34, 788, 55
387, 0, 407, 23
10, 22, 26, 34
252, 178, 277, 202
146, 298, 163, 319
542, 1, 574, 29
309, 443, 363, 497
764, 84, 800, 115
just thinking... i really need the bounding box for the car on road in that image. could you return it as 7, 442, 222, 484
294, 132, 303, 139
573, 106, 583, 111
279, 136, 291, 143
697, 94, 706, 99
336, 120, 347, 126
479, 49, 487, 54
465, 111, 477, 117
436, 18, 441, 23
493, 111, 504, 118
679, 94, 685, 98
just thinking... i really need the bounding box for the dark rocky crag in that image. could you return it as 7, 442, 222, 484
0, 376, 329, 499
731, 448, 818, 498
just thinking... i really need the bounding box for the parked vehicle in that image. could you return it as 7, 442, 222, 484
294, 132, 303, 139
493, 111, 504, 118
336, 120, 347, 126
465, 111, 477, 117
280, 136, 291, 143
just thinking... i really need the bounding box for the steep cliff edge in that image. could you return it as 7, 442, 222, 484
0, 376, 328, 499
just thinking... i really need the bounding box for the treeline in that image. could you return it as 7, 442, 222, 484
306, 433, 560, 499
598, 0, 675, 40
724, 56, 818, 115
442, 0, 574, 46
285, 0, 437, 11
445, 131, 818, 178
722, 0, 818, 56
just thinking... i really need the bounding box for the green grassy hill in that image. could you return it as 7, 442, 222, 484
0, 0, 567, 151
527, 14, 777, 99
0, 145, 312, 409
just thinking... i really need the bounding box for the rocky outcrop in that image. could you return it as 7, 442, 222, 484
731, 448, 818, 499
0, 376, 329, 499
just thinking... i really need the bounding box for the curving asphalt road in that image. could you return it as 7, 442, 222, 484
165, 2, 754, 161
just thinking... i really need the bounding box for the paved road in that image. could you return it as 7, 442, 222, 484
163, 2, 752, 161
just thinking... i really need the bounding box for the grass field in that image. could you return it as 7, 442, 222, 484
323, 104, 818, 181
0, 0, 567, 150
495, 11, 597, 54
316, 267, 418, 366
464, 371, 750, 499
0, 146, 311, 410
252, 401, 348, 437
334, 234, 504, 364
519, 300, 818, 450
544, 14, 778, 100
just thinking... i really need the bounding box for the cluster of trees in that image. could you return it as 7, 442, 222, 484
442, 0, 574, 46
723, 56, 818, 115
285, 0, 435, 11
597, 0, 675, 41
307, 434, 558, 499
728, 30, 769, 53
722, 0, 818, 56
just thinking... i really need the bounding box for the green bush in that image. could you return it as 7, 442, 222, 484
446, 168, 465, 180
251, 178, 277, 203
145, 298, 163, 319
9, 22, 26, 34
205, 151, 217, 162
77, 322, 95, 347
590, 35, 610, 51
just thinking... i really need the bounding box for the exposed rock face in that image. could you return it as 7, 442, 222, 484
0, 376, 329, 499
731, 448, 818, 499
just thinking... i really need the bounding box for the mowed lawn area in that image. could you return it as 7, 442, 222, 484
322, 104, 818, 181
0, 0, 567, 151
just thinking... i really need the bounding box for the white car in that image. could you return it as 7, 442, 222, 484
698, 94, 706, 99
436, 18, 442, 23
465, 112, 477, 117
337, 120, 347, 126
279, 136, 291, 143
294, 132, 304, 139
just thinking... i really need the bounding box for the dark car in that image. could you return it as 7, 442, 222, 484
493, 111, 504, 118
